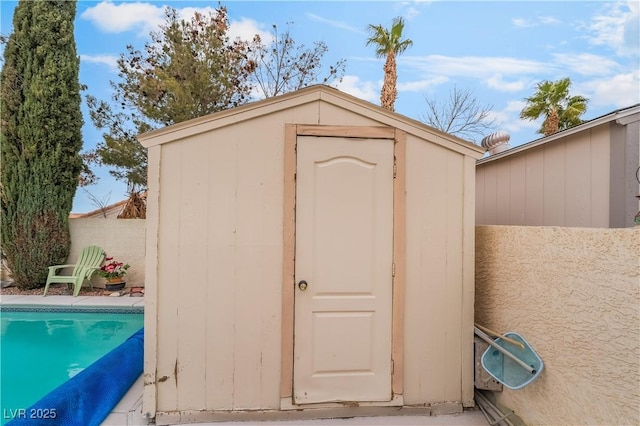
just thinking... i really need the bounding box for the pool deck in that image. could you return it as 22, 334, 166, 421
0, 294, 145, 308
1, 295, 488, 426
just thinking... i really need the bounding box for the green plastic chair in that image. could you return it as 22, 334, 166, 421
43, 245, 105, 297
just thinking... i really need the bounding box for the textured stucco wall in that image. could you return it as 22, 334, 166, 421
69, 218, 146, 288
475, 226, 640, 425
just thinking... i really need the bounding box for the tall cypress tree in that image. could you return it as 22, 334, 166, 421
1, 0, 83, 289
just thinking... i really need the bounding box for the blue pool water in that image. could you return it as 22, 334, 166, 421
0, 309, 143, 424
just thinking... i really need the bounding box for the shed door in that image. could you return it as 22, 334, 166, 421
293, 135, 394, 404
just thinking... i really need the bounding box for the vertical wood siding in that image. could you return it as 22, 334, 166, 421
476, 124, 612, 227
146, 95, 480, 415
154, 105, 320, 412
403, 135, 466, 405
143, 146, 161, 417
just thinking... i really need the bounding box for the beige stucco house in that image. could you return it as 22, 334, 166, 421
137, 85, 484, 424
476, 104, 640, 228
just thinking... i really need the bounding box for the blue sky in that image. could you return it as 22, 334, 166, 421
1, 1, 639, 213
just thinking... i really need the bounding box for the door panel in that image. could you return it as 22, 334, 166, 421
294, 136, 394, 404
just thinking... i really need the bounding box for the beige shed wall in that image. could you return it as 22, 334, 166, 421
143, 93, 480, 419
155, 112, 290, 413
403, 135, 475, 406
69, 218, 145, 288
476, 124, 612, 227
475, 225, 640, 425
150, 101, 388, 414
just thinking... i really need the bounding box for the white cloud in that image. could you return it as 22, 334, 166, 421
512, 15, 561, 28
228, 18, 272, 44
485, 75, 526, 92
397, 76, 448, 93
81, 1, 267, 43
404, 7, 421, 20
512, 18, 530, 28
539, 16, 561, 26
335, 75, 379, 103
80, 54, 119, 72
491, 100, 539, 136
578, 71, 640, 108
306, 13, 365, 34
248, 83, 265, 102
583, 1, 640, 57
504, 99, 527, 114
402, 55, 553, 78
176, 7, 219, 22
397, 1, 433, 20
550, 53, 620, 76
80, 2, 165, 35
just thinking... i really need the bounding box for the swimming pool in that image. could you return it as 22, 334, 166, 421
0, 307, 143, 425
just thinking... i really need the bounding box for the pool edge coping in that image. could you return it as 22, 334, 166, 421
0, 295, 144, 312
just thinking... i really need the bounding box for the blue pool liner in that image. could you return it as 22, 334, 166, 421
8, 328, 144, 426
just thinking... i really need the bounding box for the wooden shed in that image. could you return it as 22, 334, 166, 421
138, 85, 485, 424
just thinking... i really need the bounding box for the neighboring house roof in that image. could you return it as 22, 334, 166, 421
137, 84, 485, 158
70, 198, 128, 218
71, 191, 148, 218
478, 103, 640, 164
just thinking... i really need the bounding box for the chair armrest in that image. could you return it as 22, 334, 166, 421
48, 264, 76, 275
75, 266, 101, 282
84, 266, 101, 279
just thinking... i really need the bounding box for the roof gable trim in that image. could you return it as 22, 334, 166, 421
138, 85, 484, 158
478, 104, 640, 164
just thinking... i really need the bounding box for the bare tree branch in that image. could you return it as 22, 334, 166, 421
420, 86, 499, 143
82, 188, 112, 218
251, 23, 345, 98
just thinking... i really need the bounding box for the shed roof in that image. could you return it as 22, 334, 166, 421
478, 103, 640, 165
137, 85, 485, 159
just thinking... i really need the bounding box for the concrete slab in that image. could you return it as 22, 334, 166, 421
188, 410, 488, 426
69, 295, 145, 308
132, 299, 145, 308
1, 294, 87, 305
103, 375, 148, 426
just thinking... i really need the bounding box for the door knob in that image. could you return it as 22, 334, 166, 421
298, 280, 308, 291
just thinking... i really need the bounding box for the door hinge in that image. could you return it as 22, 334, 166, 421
392, 262, 396, 277
393, 157, 397, 178
391, 359, 394, 374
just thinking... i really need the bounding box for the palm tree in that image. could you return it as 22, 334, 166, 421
366, 17, 413, 111
520, 78, 588, 136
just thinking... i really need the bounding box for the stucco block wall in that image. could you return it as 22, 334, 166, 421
69, 218, 146, 288
475, 225, 640, 425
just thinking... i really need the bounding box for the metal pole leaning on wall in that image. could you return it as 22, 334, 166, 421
474, 390, 516, 426
474, 327, 536, 374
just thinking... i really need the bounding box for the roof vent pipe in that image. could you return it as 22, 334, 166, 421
481, 131, 511, 155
